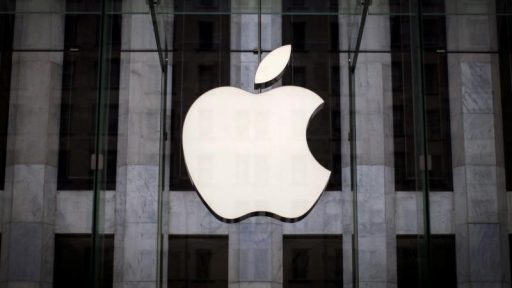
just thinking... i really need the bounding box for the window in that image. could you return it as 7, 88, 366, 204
57, 3, 120, 190
170, 0, 230, 190
0, 1, 14, 190
168, 235, 228, 288
198, 21, 215, 50
497, 0, 512, 191
390, 0, 453, 191
282, 0, 341, 190
292, 22, 306, 51
283, 235, 343, 287
397, 235, 456, 288
54, 234, 114, 288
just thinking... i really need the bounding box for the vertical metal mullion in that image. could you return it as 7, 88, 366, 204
410, 0, 431, 286
348, 55, 359, 288
147, 1, 168, 287
91, 0, 111, 287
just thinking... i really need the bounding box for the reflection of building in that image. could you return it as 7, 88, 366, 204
0, 0, 511, 287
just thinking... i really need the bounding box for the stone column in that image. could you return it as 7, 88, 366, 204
353, 3, 397, 288
446, 1, 510, 287
0, 1, 64, 288
114, 1, 162, 287
229, 1, 283, 287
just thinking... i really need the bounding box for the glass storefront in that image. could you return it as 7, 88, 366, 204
0, 0, 511, 287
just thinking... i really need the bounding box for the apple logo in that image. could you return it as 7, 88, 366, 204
182, 44, 331, 221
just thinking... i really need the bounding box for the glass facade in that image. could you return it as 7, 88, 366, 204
0, 0, 510, 287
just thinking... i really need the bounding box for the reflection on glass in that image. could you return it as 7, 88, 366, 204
168, 236, 228, 288
170, 0, 230, 190
57, 8, 120, 190
390, 0, 453, 191
283, 235, 343, 288
282, 0, 341, 190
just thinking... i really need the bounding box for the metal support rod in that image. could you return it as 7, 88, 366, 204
350, 0, 370, 72
258, 0, 262, 62
348, 2, 371, 288
148, 0, 166, 71
91, 0, 111, 287
348, 55, 359, 288
413, 0, 432, 286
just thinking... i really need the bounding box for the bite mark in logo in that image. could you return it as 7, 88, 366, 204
182, 45, 331, 221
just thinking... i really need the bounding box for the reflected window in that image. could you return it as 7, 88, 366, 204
282, 0, 341, 190
390, 0, 453, 191
0, 0, 15, 190
497, 0, 512, 191
168, 235, 228, 288
170, 0, 230, 190
283, 235, 343, 287
54, 234, 114, 288
58, 2, 120, 190
397, 235, 456, 288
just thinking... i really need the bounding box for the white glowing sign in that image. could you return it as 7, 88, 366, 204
182, 45, 331, 221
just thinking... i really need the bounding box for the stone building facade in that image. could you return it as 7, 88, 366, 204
0, 0, 510, 288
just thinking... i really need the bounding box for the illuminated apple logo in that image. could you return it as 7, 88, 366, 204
182, 45, 331, 221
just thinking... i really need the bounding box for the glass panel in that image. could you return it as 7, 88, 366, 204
150, 1, 363, 288
57, 9, 120, 191
390, 0, 453, 192
361, 0, 512, 287
0, 1, 128, 288
351, 0, 430, 287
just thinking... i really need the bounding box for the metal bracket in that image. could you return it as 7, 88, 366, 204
419, 154, 432, 171
90, 154, 104, 171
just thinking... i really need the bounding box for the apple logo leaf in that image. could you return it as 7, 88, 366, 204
254, 44, 291, 85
